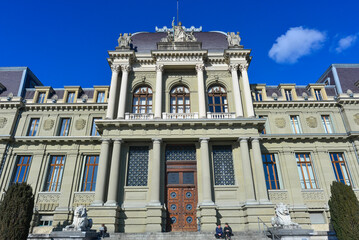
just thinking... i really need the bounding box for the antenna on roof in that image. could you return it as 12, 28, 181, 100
177, 0, 179, 25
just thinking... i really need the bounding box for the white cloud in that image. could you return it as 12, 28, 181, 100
335, 35, 358, 53
268, 26, 326, 64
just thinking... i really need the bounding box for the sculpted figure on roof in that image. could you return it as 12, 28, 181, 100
227, 32, 241, 48
117, 33, 132, 49
161, 19, 197, 42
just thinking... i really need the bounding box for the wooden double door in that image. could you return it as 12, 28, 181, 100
166, 161, 197, 232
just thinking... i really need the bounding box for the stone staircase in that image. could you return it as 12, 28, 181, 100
106, 231, 269, 240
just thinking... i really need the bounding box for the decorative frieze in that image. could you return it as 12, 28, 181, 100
36, 193, 60, 211
306, 116, 318, 128
73, 192, 95, 207
302, 191, 326, 209
275, 118, 286, 128
268, 190, 289, 203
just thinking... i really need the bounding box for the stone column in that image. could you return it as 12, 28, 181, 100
200, 138, 213, 204
149, 138, 162, 205
239, 137, 256, 203
251, 138, 270, 203
106, 64, 120, 119
105, 139, 123, 206
229, 64, 244, 117
93, 139, 111, 206
117, 65, 131, 119
154, 65, 164, 119
196, 64, 206, 118
239, 63, 255, 117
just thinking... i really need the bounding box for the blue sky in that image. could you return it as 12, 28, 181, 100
0, 0, 358, 88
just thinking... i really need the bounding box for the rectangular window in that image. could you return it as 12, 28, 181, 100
255, 90, 263, 101
96, 91, 105, 103
91, 118, 101, 136
58, 118, 71, 136
127, 146, 149, 186
290, 115, 302, 134
44, 156, 65, 192
27, 118, 40, 136
212, 145, 235, 185
12, 156, 32, 183
285, 89, 293, 101
66, 92, 75, 103
296, 153, 318, 189
38, 215, 53, 226
321, 115, 333, 133
262, 154, 280, 190
314, 89, 323, 101
330, 153, 352, 186
81, 156, 99, 191
37, 92, 46, 103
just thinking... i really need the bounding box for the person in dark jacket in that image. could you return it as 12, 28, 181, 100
215, 224, 224, 239
224, 223, 233, 239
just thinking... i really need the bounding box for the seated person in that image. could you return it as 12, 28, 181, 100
215, 224, 224, 239
224, 223, 233, 239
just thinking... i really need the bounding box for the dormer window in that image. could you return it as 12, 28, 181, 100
254, 90, 263, 101
37, 92, 46, 103
67, 92, 76, 103
96, 91, 105, 103
284, 89, 293, 101
314, 89, 323, 101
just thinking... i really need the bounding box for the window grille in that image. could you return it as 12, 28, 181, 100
127, 146, 149, 186
212, 145, 235, 185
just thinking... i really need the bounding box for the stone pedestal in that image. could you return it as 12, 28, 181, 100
145, 205, 164, 232
87, 206, 119, 233
198, 204, 217, 232
50, 230, 98, 240
268, 228, 337, 240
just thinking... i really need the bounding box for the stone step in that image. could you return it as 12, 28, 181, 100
105, 231, 269, 240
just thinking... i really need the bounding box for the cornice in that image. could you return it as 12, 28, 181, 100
261, 133, 348, 142
253, 101, 338, 109
24, 103, 107, 111
224, 49, 251, 59
14, 136, 101, 144
337, 97, 359, 105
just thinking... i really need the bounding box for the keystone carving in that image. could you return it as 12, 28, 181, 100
306, 116, 317, 128
275, 118, 286, 128
354, 113, 359, 125
43, 119, 54, 130
75, 119, 86, 130
0, 117, 7, 128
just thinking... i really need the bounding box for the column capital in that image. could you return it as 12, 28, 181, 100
238, 63, 249, 71
199, 137, 210, 143
238, 137, 249, 142
155, 64, 164, 72
228, 63, 239, 72
152, 138, 162, 143
250, 137, 260, 142
111, 64, 121, 73
100, 138, 112, 143
112, 138, 123, 143
121, 64, 131, 72
195, 63, 205, 72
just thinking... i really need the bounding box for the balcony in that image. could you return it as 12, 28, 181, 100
125, 113, 154, 120
207, 112, 236, 119
162, 112, 199, 119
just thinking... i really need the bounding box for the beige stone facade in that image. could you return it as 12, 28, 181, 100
0, 27, 359, 234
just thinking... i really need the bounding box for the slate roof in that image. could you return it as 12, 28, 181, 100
130, 32, 228, 53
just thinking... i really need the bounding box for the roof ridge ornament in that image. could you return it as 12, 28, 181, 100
160, 19, 197, 43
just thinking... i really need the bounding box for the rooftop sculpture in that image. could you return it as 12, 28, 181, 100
161, 19, 197, 43
227, 32, 242, 48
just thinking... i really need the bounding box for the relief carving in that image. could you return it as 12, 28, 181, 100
354, 113, 359, 125
306, 116, 318, 128
302, 191, 325, 201
0, 117, 7, 128
73, 193, 95, 207
37, 193, 60, 203
269, 191, 289, 202
75, 119, 86, 130
275, 118, 286, 128
43, 119, 54, 130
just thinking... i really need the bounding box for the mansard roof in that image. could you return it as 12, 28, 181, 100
130, 32, 228, 53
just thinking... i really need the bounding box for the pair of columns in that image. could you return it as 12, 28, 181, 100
106, 64, 131, 119
154, 64, 206, 119
239, 137, 269, 203
229, 63, 255, 118
93, 138, 123, 206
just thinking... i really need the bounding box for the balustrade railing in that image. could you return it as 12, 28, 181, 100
162, 112, 199, 119
207, 112, 236, 119
125, 113, 154, 120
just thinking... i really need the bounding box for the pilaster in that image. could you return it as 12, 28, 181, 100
229, 64, 243, 117
154, 65, 164, 119
117, 65, 131, 119
106, 64, 120, 119
196, 64, 206, 118
239, 63, 255, 117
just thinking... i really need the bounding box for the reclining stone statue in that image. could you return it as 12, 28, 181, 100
271, 203, 300, 229
64, 205, 93, 231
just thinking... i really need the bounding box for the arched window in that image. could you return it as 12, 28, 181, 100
132, 86, 152, 113
170, 86, 190, 113
208, 85, 228, 113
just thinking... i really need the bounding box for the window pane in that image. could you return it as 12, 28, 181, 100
262, 154, 280, 190
12, 156, 32, 183
213, 146, 235, 185
183, 172, 194, 184
59, 118, 71, 136
127, 146, 149, 186
168, 172, 180, 184
45, 156, 65, 192
296, 153, 317, 189
330, 153, 351, 185
81, 156, 99, 191
165, 145, 196, 161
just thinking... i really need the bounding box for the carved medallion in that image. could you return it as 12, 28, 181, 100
275, 118, 286, 128
0, 117, 7, 128
306, 116, 317, 128
354, 113, 359, 125
75, 119, 86, 130
43, 119, 54, 130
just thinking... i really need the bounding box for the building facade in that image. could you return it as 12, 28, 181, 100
1, 25, 359, 234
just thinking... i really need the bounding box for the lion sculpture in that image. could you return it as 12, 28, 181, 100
64, 205, 92, 231
271, 203, 300, 229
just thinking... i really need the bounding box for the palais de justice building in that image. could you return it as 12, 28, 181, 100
1, 23, 359, 234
